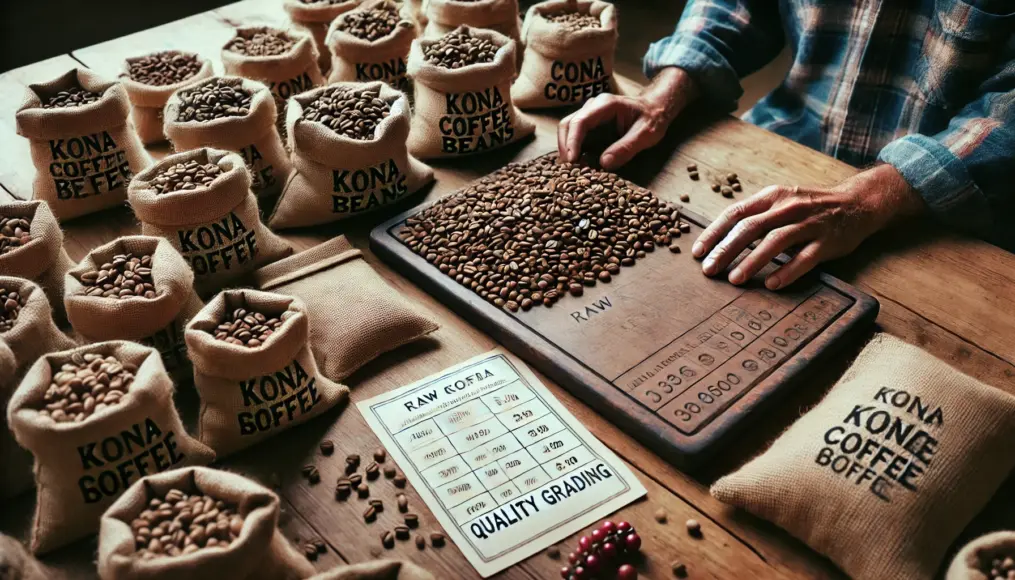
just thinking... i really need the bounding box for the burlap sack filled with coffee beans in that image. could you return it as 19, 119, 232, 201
422, 0, 521, 47
64, 236, 203, 384
309, 560, 435, 580
282, 0, 362, 73
15, 68, 152, 222
164, 76, 292, 201
7, 341, 216, 554
946, 531, 1015, 580
711, 334, 1015, 580
127, 148, 292, 297
325, 1, 416, 92
269, 82, 433, 229
98, 466, 315, 580
120, 51, 214, 145
407, 26, 534, 159
185, 289, 349, 457
512, 0, 619, 109
0, 534, 60, 580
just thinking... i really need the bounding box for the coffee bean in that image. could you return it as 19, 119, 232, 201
303, 465, 321, 485
301, 464, 315, 478
365, 462, 380, 480
429, 532, 445, 547
0, 286, 25, 333
686, 519, 702, 537
732, 182, 742, 192
349, 473, 363, 486
127, 51, 202, 86
679, 223, 691, 233
336, 4, 410, 41
720, 186, 734, 198
710, 182, 721, 192
415, 534, 426, 550
374, 448, 387, 462
78, 252, 156, 300
669, 244, 681, 254
300, 0, 348, 4
726, 173, 738, 183
302, 85, 391, 140
303, 543, 319, 560
396, 493, 408, 512
211, 305, 284, 347
320, 440, 335, 456
357, 483, 370, 498
393, 473, 407, 488
346, 454, 361, 468
654, 508, 667, 523
176, 77, 252, 122
314, 539, 326, 553
543, 10, 601, 31
404, 513, 419, 528
547, 545, 560, 559
986, 556, 1015, 580
686, 164, 697, 172
688, 171, 699, 180
423, 29, 498, 69
383, 465, 396, 478
381, 531, 395, 549
363, 505, 377, 522
149, 160, 224, 194
131, 488, 243, 559
226, 28, 296, 57
335, 481, 351, 500
394, 526, 410, 540
679, 194, 690, 202
40, 352, 136, 423
0, 216, 32, 255
672, 561, 688, 577
369, 499, 384, 511
40, 85, 100, 109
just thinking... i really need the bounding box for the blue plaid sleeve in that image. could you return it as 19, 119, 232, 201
643, 0, 786, 112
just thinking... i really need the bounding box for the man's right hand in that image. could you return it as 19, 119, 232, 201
557, 67, 699, 170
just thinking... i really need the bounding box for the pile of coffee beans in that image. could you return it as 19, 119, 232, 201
423, 30, 498, 69
0, 286, 25, 333
132, 488, 244, 558
176, 78, 252, 122
41, 86, 101, 109
149, 160, 224, 194
336, 5, 406, 41
211, 306, 284, 347
983, 555, 1015, 580
302, 86, 391, 140
78, 252, 157, 300
127, 51, 203, 86
0, 216, 32, 255
226, 29, 297, 57
544, 11, 601, 31
399, 155, 686, 312
40, 352, 137, 423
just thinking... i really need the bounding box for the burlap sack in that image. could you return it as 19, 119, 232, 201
65, 236, 203, 384
0, 276, 76, 381
946, 531, 1015, 580
407, 26, 534, 159
1, 338, 36, 500
7, 341, 216, 554
512, 0, 618, 109
269, 82, 433, 229
98, 466, 315, 580
127, 148, 293, 297
0, 534, 60, 580
164, 76, 292, 200
309, 560, 435, 580
421, 0, 522, 47
252, 236, 439, 381
120, 51, 214, 145
325, 1, 416, 92
221, 27, 325, 140
282, 0, 362, 73
14, 68, 152, 222
185, 289, 349, 456
711, 334, 1015, 580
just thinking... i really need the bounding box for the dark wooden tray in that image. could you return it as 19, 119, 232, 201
370, 174, 878, 469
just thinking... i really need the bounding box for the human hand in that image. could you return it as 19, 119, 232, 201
557, 67, 698, 170
692, 164, 925, 290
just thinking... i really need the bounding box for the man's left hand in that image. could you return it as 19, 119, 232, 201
691, 164, 925, 290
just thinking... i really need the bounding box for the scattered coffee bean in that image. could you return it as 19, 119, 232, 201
383, 465, 396, 479
672, 561, 688, 578
732, 182, 742, 192
544, 10, 601, 31
685, 519, 701, 537
381, 531, 395, 549
131, 488, 243, 558
78, 252, 156, 300
669, 244, 681, 254
396, 493, 408, 513
369, 499, 384, 513
314, 539, 326, 553
320, 440, 335, 456
365, 462, 380, 480
226, 29, 296, 57
302, 465, 320, 485
679, 223, 691, 233
40, 352, 136, 423
301, 465, 315, 477
176, 78, 252, 122
302, 85, 390, 140
335, 480, 351, 500
404, 513, 418, 528
726, 173, 738, 183
211, 306, 284, 347
710, 182, 721, 193
41, 85, 100, 109
720, 186, 734, 198
363, 505, 377, 522
415, 534, 426, 550
679, 194, 690, 202
688, 171, 699, 181
303, 543, 319, 561
393, 473, 407, 488
686, 164, 697, 172
127, 51, 202, 86
986, 555, 1015, 580
346, 454, 361, 470
374, 448, 387, 463
349, 473, 363, 487
430, 532, 445, 547
0, 287, 25, 333
357, 483, 370, 498
336, 4, 409, 41
0, 216, 32, 255
149, 160, 224, 194
394, 526, 410, 540
654, 508, 667, 523
424, 29, 498, 69
547, 545, 560, 559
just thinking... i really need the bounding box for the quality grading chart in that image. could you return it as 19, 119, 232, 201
359, 348, 646, 577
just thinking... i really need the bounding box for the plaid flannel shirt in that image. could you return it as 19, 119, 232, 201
645, 1, 1015, 249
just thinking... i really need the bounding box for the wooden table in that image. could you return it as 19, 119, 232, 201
4, 1, 1015, 578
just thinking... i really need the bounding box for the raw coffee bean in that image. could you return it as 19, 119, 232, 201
357, 483, 370, 498
369, 499, 384, 512
429, 532, 445, 547
394, 526, 410, 540
404, 513, 418, 528
544, 10, 601, 31
363, 505, 377, 522
336, 4, 410, 41
0, 216, 32, 255
335, 481, 351, 500
685, 519, 702, 537
149, 160, 224, 194
301, 464, 315, 478
374, 448, 387, 463
679, 223, 691, 233
303, 543, 319, 561
423, 29, 498, 69
176, 78, 252, 122
39, 352, 137, 423
732, 182, 742, 192
131, 488, 243, 559
78, 252, 157, 300
41, 85, 101, 109
346, 454, 361, 469
127, 51, 202, 86
415, 535, 426, 550
381, 531, 395, 549
654, 508, 667, 523
226, 29, 296, 57
710, 182, 721, 192
679, 194, 690, 202
547, 545, 560, 559
320, 440, 335, 456
349, 474, 363, 486
669, 244, 681, 254
686, 164, 697, 172
720, 186, 734, 198
396, 494, 408, 512
304, 466, 321, 485
302, 85, 391, 141
726, 172, 738, 183
393, 473, 407, 488
365, 462, 380, 480
688, 171, 699, 181
314, 539, 327, 553
211, 305, 284, 347
0, 286, 25, 333
672, 562, 688, 578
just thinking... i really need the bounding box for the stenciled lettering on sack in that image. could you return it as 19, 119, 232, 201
543, 57, 611, 104
439, 86, 516, 154
270, 71, 315, 101
238, 143, 275, 190
48, 132, 132, 201
814, 386, 943, 502
140, 319, 188, 373
355, 58, 409, 92
332, 158, 408, 214
177, 211, 259, 276
237, 358, 321, 435
77, 417, 187, 503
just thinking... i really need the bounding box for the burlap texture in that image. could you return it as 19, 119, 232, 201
1, 338, 36, 500
405, 0, 426, 27
421, 0, 521, 47
309, 560, 435, 580
120, 52, 214, 145
0, 534, 60, 580
0, 276, 76, 379
252, 236, 439, 381
7, 341, 216, 554
98, 466, 316, 580
164, 76, 291, 200
512, 0, 618, 109
185, 289, 349, 456
325, 1, 416, 92
711, 333, 1015, 580
282, 0, 362, 73
406, 26, 534, 159
269, 82, 433, 229
127, 148, 293, 297
946, 531, 1015, 580
65, 236, 204, 384
15, 68, 152, 222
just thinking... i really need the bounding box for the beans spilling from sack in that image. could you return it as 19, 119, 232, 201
131, 488, 244, 558
423, 29, 498, 69
400, 155, 686, 312
544, 10, 601, 31
175, 78, 252, 122
127, 51, 203, 86
211, 306, 283, 347
150, 160, 224, 194
39, 353, 137, 423
0, 286, 24, 332
0, 216, 31, 255
225, 29, 297, 57
336, 4, 405, 41
77, 252, 156, 299
40, 85, 101, 109
302, 86, 391, 140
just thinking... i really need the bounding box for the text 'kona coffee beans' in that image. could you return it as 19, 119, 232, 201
226, 29, 298, 57
423, 29, 498, 69
40, 85, 101, 109
175, 78, 252, 122
0, 286, 25, 332
149, 160, 224, 194
301, 85, 391, 140
131, 488, 244, 558
77, 252, 157, 299
336, 4, 406, 41
127, 51, 203, 86
39, 353, 136, 423
0, 216, 31, 255
210, 306, 284, 348
544, 10, 601, 31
